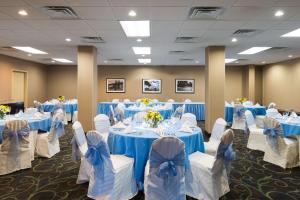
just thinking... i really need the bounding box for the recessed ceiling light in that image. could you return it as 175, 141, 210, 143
12, 46, 48, 54
51, 60, 55, 63
65, 38, 71, 42
225, 58, 237, 63
275, 10, 284, 17
141, 54, 145, 57
235, 61, 239, 64
195, 60, 199, 64
231, 38, 238, 42
137, 38, 142, 42
52, 58, 73, 63
128, 10, 137, 17
132, 47, 151, 55
138, 58, 151, 64
18, 10, 28, 16
281, 28, 300, 37
104, 60, 108, 63
120, 20, 150, 37
288, 55, 293, 58
27, 53, 32, 57
238, 47, 271, 55
262, 61, 266, 64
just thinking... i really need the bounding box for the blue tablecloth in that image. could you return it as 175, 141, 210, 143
108, 127, 205, 187
172, 102, 205, 120
124, 107, 172, 119
42, 103, 77, 114
0, 115, 52, 143
97, 102, 135, 115
280, 122, 300, 137
225, 106, 266, 123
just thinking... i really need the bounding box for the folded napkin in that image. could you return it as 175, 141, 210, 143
123, 117, 132, 125
290, 112, 298, 118
112, 121, 126, 129
179, 123, 193, 133
122, 126, 135, 134
255, 103, 261, 107
33, 112, 44, 119
286, 117, 300, 124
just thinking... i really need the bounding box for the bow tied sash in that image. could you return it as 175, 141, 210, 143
216, 143, 236, 174
263, 126, 281, 152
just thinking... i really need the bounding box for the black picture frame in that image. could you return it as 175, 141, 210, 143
106, 78, 126, 93
175, 79, 195, 93
142, 79, 162, 94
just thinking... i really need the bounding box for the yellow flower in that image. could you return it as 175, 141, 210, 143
0, 105, 10, 114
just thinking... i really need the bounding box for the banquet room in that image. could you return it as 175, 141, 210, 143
0, 0, 300, 199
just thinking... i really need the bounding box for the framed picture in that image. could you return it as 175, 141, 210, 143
175, 79, 195, 93
106, 78, 125, 93
142, 79, 162, 93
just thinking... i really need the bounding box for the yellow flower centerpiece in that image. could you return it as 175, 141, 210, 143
236, 97, 248, 104
141, 97, 152, 106
58, 95, 65, 102
145, 110, 163, 128
0, 105, 11, 119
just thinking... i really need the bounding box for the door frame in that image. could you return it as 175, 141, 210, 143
11, 70, 28, 108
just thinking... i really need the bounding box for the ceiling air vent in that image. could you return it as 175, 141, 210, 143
81, 36, 105, 43
42, 6, 79, 19
108, 58, 123, 62
179, 58, 194, 62
169, 50, 185, 55
232, 29, 262, 37
189, 7, 224, 20
269, 47, 288, 51
175, 37, 201, 43
0, 46, 16, 51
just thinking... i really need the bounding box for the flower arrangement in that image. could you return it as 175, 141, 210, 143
141, 97, 152, 106
145, 110, 163, 128
0, 105, 11, 119
58, 95, 65, 102
236, 97, 248, 103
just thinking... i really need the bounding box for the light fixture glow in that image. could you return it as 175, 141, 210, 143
120, 20, 150, 37
238, 47, 271, 55
52, 58, 73, 63
27, 53, 32, 57
137, 38, 142, 42
65, 38, 71, 42
132, 47, 151, 55
141, 54, 145, 57
128, 10, 137, 17
225, 58, 237, 63
12, 46, 48, 54
104, 60, 108, 63
288, 55, 293, 58
138, 58, 151, 64
18, 10, 28, 16
262, 61, 266, 64
275, 10, 284, 17
51, 60, 55, 63
195, 60, 199, 64
281, 28, 300, 37
231, 38, 237, 42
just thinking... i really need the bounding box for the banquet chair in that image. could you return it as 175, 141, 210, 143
165, 102, 173, 110
152, 99, 159, 103
231, 105, 246, 131
53, 103, 68, 124
109, 105, 116, 125
204, 118, 227, 156
35, 109, 64, 158
25, 107, 38, 115
94, 114, 110, 142
268, 102, 277, 109
0, 120, 32, 175
245, 110, 265, 151
72, 111, 78, 123
263, 118, 299, 168
167, 99, 175, 103
123, 99, 131, 103
71, 121, 91, 184
181, 113, 197, 127
186, 129, 234, 200
266, 108, 281, 118
85, 131, 137, 200
144, 137, 186, 200
172, 106, 185, 119
185, 99, 192, 103
133, 111, 147, 124
34, 100, 44, 113
242, 101, 253, 106
112, 99, 119, 103
114, 105, 125, 122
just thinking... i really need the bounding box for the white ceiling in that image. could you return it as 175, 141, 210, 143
0, 0, 300, 66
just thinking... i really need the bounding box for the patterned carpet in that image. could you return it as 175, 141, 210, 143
0, 123, 299, 200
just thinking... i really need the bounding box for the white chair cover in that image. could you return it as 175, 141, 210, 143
186, 129, 234, 200
94, 114, 110, 142
144, 137, 186, 200
115, 103, 125, 122
152, 99, 159, 103
268, 102, 277, 109
167, 99, 175, 103
109, 105, 116, 125
86, 131, 137, 200
245, 110, 265, 151
204, 118, 227, 156
133, 111, 147, 123
184, 99, 192, 103
172, 106, 184, 119
0, 120, 32, 175
242, 101, 253, 106
123, 99, 131, 103
112, 99, 119, 103
33, 100, 44, 113
25, 107, 38, 115
266, 108, 280, 118
72, 111, 78, 123
231, 105, 246, 131
263, 118, 299, 168
165, 102, 173, 110
181, 113, 197, 127
71, 121, 91, 184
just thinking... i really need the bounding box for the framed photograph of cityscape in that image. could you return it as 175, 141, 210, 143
106, 78, 126, 93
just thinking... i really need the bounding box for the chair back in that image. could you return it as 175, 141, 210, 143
242, 101, 253, 106
268, 102, 277, 109
184, 99, 192, 103
232, 105, 246, 130
112, 99, 119, 103
109, 105, 116, 125
210, 118, 227, 141
181, 113, 197, 127
165, 102, 173, 110
213, 129, 235, 174
167, 99, 175, 103
85, 131, 115, 198
266, 108, 280, 118
53, 102, 65, 113
72, 121, 88, 156
263, 117, 285, 153
48, 109, 65, 142
146, 136, 186, 200
123, 99, 130, 103
133, 111, 147, 123
172, 106, 184, 119
152, 99, 159, 103
245, 110, 256, 128
115, 103, 125, 122
25, 107, 38, 115
94, 114, 110, 133
33, 100, 43, 112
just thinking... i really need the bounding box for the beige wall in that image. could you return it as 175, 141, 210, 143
225, 66, 247, 102
0, 54, 47, 106
263, 58, 300, 111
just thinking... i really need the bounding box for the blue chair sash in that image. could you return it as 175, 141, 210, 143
70, 136, 81, 162
235, 107, 245, 119
216, 143, 236, 174
49, 118, 64, 142
172, 106, 184, 119
263, 127, 281, 152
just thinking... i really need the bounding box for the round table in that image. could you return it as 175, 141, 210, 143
225, 105, 266, 123
124, 107, 172, 119
0, 113, 52, 143
107, 126, 205, 188
42, 102, 77, 114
